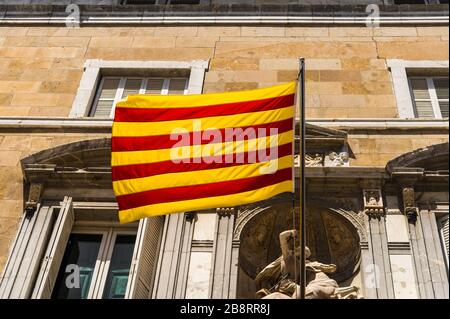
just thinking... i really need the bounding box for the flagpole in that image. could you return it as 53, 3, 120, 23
297, 57, 306, 299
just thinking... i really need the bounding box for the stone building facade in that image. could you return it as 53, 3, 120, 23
0, 1, 448, 299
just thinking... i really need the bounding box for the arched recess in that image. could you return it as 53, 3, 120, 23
235, 199, 363, 298
20, 138, 114, 203
386, 142, 449, 173
21, 137, 111, 169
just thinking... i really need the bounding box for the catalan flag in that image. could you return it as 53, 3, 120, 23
112, 81, 296, 223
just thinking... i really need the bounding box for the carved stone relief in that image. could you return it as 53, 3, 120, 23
25, 183, 43, 218
363, 189, 385, 219
295, 151, 349, 167
305, 153, 324, 167
325, 151, 350, 167
402, 187, 418, 223
235, 202, 363, 286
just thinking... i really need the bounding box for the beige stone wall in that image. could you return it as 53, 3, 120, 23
0, 25, 449, 272
0, 25, 448, 117
0, 134, 108, 270
348, 134, 449, 167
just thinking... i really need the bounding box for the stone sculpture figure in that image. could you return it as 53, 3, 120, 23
255, 229, 360, 299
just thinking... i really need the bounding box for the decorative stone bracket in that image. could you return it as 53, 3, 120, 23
25, 183, 43, 218
402, 187, 418, 223
363, 189, 385, 220
390, 168, 423, 224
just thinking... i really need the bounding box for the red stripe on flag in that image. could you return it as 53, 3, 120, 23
111, 118, 293, 152
114, 94, 294, 122
116, 167, 292, 211
112, 142, 292, 181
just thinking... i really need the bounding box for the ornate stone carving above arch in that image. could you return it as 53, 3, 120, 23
20, 138, 113, 201
235, 198, 363, 284
386, 142, 449, 173
307, 197, 367, 243
233, 193, 292, 241
21, 137, 111, 169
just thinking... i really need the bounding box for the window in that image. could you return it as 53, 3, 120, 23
409, 77, 449, 119
69, 60, 208, 118
439, 215, 449, 270
387, 59, 449, 119
90, 77, 189, 118
52, 227, 137, 299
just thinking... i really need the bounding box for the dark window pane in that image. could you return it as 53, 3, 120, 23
146, 78, 165, 94
102, 235, 136, 299
434, 78, 449, 100
122, 78, 143, 99
439, 101, 449, 118
168, 78, 187, 95
410, 78, 430, 100
52, 234, 102, 299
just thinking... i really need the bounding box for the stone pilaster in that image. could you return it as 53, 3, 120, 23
154, 213, 194, 299
393, 169, 449, 299
209, 208, 235, 299
360, 182, 395, 299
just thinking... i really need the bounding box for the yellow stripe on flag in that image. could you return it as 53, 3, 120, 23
117, 81, 296, 109
113, 155, 293, 196
112, 106, 293, 137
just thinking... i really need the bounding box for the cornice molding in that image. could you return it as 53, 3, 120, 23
0, 117, 448, 132
0, 15, 448, 25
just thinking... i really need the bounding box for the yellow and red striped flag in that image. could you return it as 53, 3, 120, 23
112, 81, 296, 223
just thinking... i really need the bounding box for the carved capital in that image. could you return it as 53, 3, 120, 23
402, 187, 415, 207
363, 189, 385, 220
185, 212, 195, 222
405, 206, 419, 223
216, 207, 235, 218
25, 183, 43, 218
402, 187, 418, 223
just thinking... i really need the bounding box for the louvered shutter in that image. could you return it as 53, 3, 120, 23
440, 215, 449, 264
410, 78, 435, 118
433, 78, 449, 118
92, 78, 120, 117
125, 216, 164, 299
31, 197, 74, 299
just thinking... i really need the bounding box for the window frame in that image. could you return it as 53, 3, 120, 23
408, 76, 449, 119
60, 225, 138, 299
387, 59, 449, 119
89, 76, 189, 118
69, 59, 209, 118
